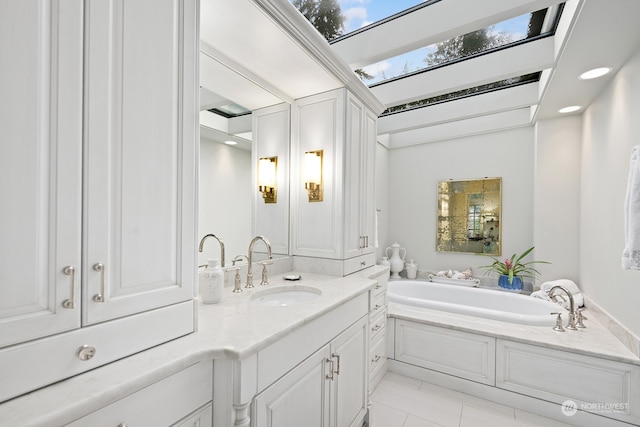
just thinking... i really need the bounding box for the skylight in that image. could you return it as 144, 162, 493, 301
208, 102, 251, 118
364, 8, 558, 86
381, 72, 542, 116
290, 0, 427, 40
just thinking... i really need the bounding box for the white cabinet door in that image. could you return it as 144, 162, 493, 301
344, 92, 377, 259
344, 93, 365, 259
83, 0, 197, 324
0, 0, 83, 348
291, 88, 377, 262
330, 315, 369, 427
254, 345, 331, 427
291, 89, 345, 259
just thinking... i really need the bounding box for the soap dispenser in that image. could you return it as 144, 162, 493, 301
199, 259, 224, 304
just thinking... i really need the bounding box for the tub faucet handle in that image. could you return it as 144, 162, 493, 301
576, 307, 587, 328
550, 312, 565, 332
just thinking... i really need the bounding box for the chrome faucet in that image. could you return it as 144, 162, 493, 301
246, 236, 272, 288
548, 285, 578, 330
199, 234, 225, 267
232, 254, 249, 266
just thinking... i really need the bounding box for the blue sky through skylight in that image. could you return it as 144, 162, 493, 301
338, 0, 424, 33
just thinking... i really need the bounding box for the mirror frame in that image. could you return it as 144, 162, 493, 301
436, 177, 502, 255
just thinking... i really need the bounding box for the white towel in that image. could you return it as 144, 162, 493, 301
622, 145, 640, 269
535, 279, 583, 308
531, 289, 584, 309
540, 279, 581, 295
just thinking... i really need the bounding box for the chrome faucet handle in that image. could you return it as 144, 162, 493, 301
552, 312, 565, 332
259, 261, 271, 286
576, 307, 587, 328
566, 311, 578, 331
550, 312, 565, 332
231, 267, 242, 293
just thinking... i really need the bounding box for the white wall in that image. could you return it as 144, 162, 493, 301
533, 116, 582, 282
579, 47, 640, 338
198, 138, 252, 267
387, 126, 535, 277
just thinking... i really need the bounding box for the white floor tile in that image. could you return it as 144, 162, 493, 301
460, 405, 517, 427
514, 408, 576, 427
370, 373, 578, 427
383, 371, 423, 390
418, 381, 515, 419
369, 401, 407, 427
404, 414, 448, 427
371, 380, 462, 426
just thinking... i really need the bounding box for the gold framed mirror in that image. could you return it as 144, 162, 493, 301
437, 177, 502, 255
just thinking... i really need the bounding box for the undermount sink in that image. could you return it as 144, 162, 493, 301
250, 286, 321, 307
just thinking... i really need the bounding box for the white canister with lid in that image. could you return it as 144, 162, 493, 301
199, 259, 224, 304
405, 259, 418, 279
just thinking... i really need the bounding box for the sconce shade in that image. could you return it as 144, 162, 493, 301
258, 156, 277, 203
304, 150, 323, 202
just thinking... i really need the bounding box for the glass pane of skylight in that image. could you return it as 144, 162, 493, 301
208, 102, 251, 118
381, 72, 541, 116
365, 9, 554, 86
290, 0, 426, 41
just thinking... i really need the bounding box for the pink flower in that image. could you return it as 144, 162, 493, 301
504, 258, 512, 270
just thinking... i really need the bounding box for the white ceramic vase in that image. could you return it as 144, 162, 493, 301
385, 242, 406, 279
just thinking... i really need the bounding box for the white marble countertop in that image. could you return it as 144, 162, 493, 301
0, 270, 378, 426
389, 301, 640, 366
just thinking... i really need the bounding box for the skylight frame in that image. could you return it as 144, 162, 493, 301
380, 72, 542, 117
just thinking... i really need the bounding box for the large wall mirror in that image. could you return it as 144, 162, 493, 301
437, 177, 502, 255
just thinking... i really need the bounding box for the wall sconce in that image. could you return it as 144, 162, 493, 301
258, 156, 277, 203
304, 150, 323, 202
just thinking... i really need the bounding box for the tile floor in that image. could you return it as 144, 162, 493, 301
369, 372, 575, 427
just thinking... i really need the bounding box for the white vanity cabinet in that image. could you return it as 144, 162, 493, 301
214, 289, 371, 427
0, 0, 198, 403
291, 88, 377, 274
67, 362, 213, 427
254, 316, 368, 427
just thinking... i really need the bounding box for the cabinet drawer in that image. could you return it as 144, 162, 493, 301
370, 291, 386, 315
370, 307, 387, 339
370, 328, 386, 372
372, 280, 387, 299
344, 253, 376, 276
497, 340, 640, 424
395, 320, 496, 385
68, 361, 212, 426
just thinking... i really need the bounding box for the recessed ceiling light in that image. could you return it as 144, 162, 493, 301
558, 105, 581, 114
224, 140, 238, 145
579, 67, 612, 80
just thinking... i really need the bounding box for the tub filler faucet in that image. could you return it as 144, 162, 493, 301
548, 285, 578, 331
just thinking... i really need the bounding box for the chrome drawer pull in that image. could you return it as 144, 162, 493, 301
372, 324, 382, 332
372, 355, 382, 363
332, 353, 341, 375
325, 357, 335, 380
62, 266, 76, 309
92, 262, 105, 302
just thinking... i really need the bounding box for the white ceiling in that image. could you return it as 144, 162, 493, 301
199, 0, 640, 149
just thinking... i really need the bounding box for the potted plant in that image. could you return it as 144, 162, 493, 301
480, 246, 550, 290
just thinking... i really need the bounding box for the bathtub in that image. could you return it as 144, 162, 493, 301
388, 280, 566, 326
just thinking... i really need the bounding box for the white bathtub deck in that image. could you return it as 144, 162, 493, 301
388, 302, 640, 365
